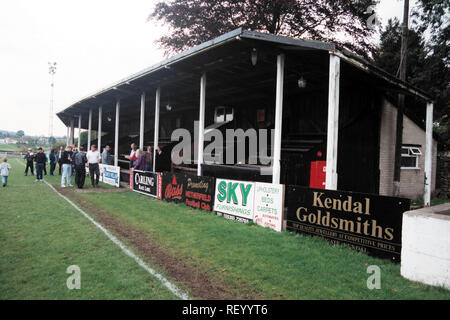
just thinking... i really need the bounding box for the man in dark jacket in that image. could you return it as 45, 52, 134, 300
24, 148, 34, 176
34, 148, 47, 182
73, 146, 87, 189
43, 150, 48, 176
71, 145, 78, 177
49, 149, 57, 176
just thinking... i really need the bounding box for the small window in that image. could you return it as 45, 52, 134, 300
214, 106, 234, 123
401, 146, 421, 169
401, 147, 409, 156
410, 147, 422, 156
225, 107, 234, 122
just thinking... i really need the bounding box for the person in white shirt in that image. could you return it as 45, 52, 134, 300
86, 144, 101, 188
125, 143, 137, 166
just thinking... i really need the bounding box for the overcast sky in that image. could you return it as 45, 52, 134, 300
0, 0, 415, 137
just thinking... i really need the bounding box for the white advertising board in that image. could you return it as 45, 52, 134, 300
213, 178, 255, 222
100, 164, 120, 187
253, 182, 285, 232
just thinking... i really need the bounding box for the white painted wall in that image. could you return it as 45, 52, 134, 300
401, 203, 450, 290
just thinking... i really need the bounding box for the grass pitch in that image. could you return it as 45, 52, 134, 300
1, 159, 449, 299
0, 160, 179, 299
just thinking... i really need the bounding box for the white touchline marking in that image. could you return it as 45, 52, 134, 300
15, 159, 190, 300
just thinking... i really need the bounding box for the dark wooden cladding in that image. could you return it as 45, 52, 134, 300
337, 87, 381, 194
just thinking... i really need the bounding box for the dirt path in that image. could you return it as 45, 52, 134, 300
57, 186, 258, 300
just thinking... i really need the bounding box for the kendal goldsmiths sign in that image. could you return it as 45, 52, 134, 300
285, 186, 410, 261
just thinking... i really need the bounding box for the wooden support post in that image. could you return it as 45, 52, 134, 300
197, 73, 206, 176
424, 102, 433, 206
87, 109, 92, 150
139, 92, 146, 151
153, 87, 160, 172
114, 100, 120, 167
272, 54, 285, 184
77, 115, 82, 149
70, 119, 74, 145
325, 54, 340, 190
98, 105, 102, 151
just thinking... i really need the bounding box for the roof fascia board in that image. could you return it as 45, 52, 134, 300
240, 30, 335, 51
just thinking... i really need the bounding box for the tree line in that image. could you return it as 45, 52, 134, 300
149, 0, 449, 147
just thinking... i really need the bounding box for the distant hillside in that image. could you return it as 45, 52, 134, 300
0, 130, 17, 135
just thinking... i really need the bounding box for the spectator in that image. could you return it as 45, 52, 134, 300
145, 146, 153, 171
125, 143, 137, 166
1, 157, 11, 187
57, 146, 64, 175
73, 146, 87, 189
87, 144, 101, 188
101, 145, 113, 165
154, 146, 163, 172
23, 148, 34, 176
71, 145, 78, 176
61, 146, 73, 187
43, 149, 47, 176
49, 149, 57, 176
34, 147, 47, 182
133, 149, 146, 171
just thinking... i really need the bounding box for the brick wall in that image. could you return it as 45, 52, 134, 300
379, 99, 437, 199
379, 100, 397, 196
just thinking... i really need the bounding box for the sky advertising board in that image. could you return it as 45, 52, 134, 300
213, 178, 255, 223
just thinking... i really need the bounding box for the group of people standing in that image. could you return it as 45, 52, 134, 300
24, 147, 52, 181
125, 143, 157, 172
2, 142, 159, 189
22, 144, 115, 189
58, 144, 104, 188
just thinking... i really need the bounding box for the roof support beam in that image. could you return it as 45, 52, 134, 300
325, 54, 340, 190
98, 106, 102, 151
69, 119, 75, 145
272, 53, 285, 184
153, 87, 160, 172
424, 102, 434, 206
139, 92, 146, 151
87, 108, 92, 150
114, 100, 120, 167
77, 114, 82, 149
197, 73, 206, 176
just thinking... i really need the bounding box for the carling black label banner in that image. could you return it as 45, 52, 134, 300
183, 174, 215, 211
285, 185, 410, 262
132, 170, 158, 197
